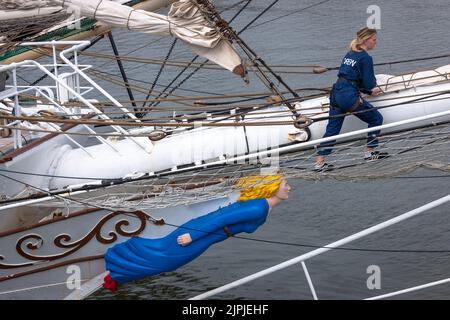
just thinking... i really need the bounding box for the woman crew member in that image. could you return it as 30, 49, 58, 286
315, 27, 387, 171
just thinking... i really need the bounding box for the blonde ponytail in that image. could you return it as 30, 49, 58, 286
350, 38, 363, 52
350, 27, 377, 52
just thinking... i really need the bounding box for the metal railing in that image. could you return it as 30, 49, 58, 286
190, 194, 450, 300
0, 41, 148, 151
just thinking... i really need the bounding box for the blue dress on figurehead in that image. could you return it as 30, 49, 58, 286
317, 50, 383, 156
104, 198, 269, 285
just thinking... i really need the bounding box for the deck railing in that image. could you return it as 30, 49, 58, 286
0, 41, 147, 151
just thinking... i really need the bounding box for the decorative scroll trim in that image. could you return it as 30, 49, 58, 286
0, 210, 150, 269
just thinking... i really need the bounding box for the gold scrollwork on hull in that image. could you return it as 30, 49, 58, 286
0, 210, 150, 269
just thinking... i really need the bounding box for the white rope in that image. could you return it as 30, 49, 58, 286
0, 279, 88, 296
189, 194, 450, 300
365, 277, 450, 300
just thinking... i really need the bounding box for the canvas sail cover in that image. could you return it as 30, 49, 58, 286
61, 0, 245, 77
0, 0, 66, 27
0, 1, 170, 39
0, 0, 62, 9
0, 0, 69, 42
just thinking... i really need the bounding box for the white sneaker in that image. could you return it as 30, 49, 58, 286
314, 162, 334, 172
364, 150, 390, 161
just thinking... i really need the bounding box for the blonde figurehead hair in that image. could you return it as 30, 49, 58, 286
350, 27, 377, 52
235, 175, 283, 202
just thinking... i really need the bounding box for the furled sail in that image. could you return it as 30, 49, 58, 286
0, 0, 62, 9
60, 0, 246, 77
0, 0, 69, 41
0, 1, 178, 62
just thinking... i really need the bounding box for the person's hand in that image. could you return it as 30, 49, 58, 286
177, 233, 192, 246
371, 87, 382, 96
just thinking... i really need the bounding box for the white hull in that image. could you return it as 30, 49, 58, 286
1, 77, 449, 299
0, 39, 449, 299
0, 193, 238, 299
300, 78, 450, 142
2, 76, 449, 196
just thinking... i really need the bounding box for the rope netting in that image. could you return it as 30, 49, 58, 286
0, 11, 70, 46
27, 120, 450, 211
288, 122, 450, 180
1, 0, 449, 212
0, 0, 61, 9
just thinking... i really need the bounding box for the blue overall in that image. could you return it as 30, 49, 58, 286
317, 50, 383, 156
104, 198, 269, 284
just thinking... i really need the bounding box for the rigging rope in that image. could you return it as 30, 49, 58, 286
195, 0, 303, 119
2, 119, 450, 207
1, 170, 449, 255
163, 222, 450, 254
248, 0, 334, 30
143, 0, 254, 114
323, 53, 450, 72
3, 89, 450, 128
1, 170, 450, 255
0, 166, 448, 187
140, 38, 178, 111
75, 49, 450, 75
133, 0, 256, 117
